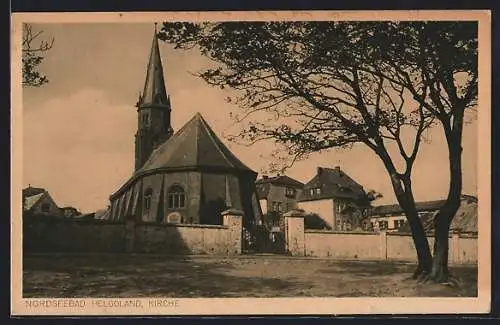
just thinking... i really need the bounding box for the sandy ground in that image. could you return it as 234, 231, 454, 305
22, 254, 477, 298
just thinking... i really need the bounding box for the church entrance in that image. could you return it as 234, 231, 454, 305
242, 224, 287, 254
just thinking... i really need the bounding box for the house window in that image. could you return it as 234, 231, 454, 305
378, 221, 388, 230
336, 200, 345, 213
336, 218, 342, 230
144, 188, 153, 210
310, 188, 321, 196
271, 201, 278, 212
394, 219, 405, 229
285, 187, 296, 197
277, 203, 283, 213
167, 185, 186, 209
41, 203, 50, 213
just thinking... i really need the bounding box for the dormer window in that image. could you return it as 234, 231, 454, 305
285, 187, 296, 198
309, 188, 321, 196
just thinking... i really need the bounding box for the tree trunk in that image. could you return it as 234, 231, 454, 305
400, 197, 433, 277
430, 214, 452, 282
430, 109, 464, 282
393, 175, 433, 277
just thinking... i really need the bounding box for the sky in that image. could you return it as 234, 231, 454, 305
22, 23, 478, 213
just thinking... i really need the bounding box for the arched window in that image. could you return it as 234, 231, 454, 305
144, 187, 153, 210
167, 185, 186, 209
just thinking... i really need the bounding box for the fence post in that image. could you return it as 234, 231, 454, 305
222, 209, 243, 255
284, 209, 306, 256
379, 231, 387, 260
124, 215, 136, 253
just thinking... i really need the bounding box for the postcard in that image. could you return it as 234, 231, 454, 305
11, 10, 491, 316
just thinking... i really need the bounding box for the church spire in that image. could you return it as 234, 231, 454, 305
134, 23, 173, 172
140, 23, 169, 107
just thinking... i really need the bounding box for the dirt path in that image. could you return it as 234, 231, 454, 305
23, 254, 477, 298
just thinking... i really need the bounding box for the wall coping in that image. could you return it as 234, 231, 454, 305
221, 209, 244, 216
283, 209, 307, 218
135, 222, 228, 229
305, 230, 379, 235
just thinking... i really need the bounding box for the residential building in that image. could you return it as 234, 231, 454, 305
369, 200, 445, 232
60, 206, 81, 218
23, 186, 61, 217
372, 194, 478, 234
255, 175, 304, 228
297, 166, 371, 231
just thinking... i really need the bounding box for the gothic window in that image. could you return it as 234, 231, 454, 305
167, 185, 186, 209
144, 188, 153, 210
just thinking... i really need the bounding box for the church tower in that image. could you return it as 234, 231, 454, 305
134, 23, 174, 171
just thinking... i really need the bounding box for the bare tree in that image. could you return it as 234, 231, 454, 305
22, 23, 54, 87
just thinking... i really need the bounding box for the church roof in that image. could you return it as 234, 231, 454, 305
139, 24, 169, 107
137, 113, 254, 174
111, 113, 255, 199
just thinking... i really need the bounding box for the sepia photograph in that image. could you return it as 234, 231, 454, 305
11, 11, 491, 315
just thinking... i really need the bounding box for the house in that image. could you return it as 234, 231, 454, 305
23, 185, 61, 217
369, 200, 446, 232
107, 27, 262, 227
381, 194, 478, 234
256, 175, 304, 227
60, 206, 81, 218
297, 166, 371, 231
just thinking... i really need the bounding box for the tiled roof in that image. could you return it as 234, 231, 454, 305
136, 113, 254, 174
256, 175, 304, 188
371, 200, 447, 216
297, 167, 368, 202
256, 175, 304, 199
23, 186, 45, 198
111, 113, 256, 199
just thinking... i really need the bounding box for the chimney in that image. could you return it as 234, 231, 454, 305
317, 167, 323, 175
335, 166, 341, 171
262, 175, 268, 179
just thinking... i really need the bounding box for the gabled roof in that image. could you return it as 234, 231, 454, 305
256, 175, 304, 188
111, 113, 256, 199
23, 186, 45, 198
297, 166, 367, 202
24, 193, 45, 211
256, 175, 304, 200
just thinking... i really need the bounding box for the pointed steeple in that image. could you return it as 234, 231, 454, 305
140, 23, 169, 107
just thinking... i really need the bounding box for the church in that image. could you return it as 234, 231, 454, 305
107, 26, 262, 226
